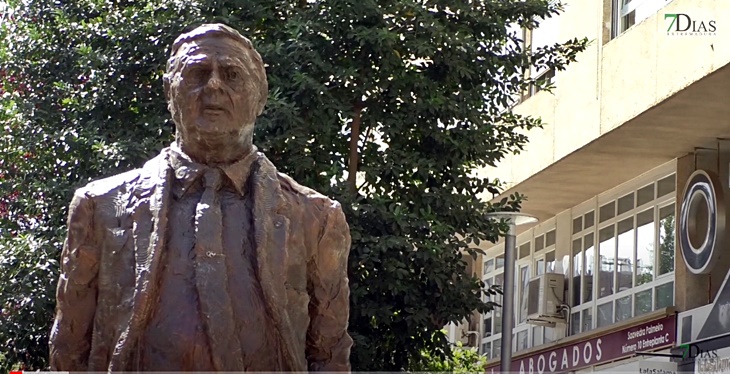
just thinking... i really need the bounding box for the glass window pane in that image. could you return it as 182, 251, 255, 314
535, 235, 545, 251
484, 259, 495, 274
545, 327, 556, 343
496, 255, 505, 269
483, 341, 491, 359
583, 233, 595, 303
637, 184, 655, 206
536, 259, 545, 276
635, 289, 652, 316
617, 218, 634, 292
519, 266, 530, 323
622, 10, 636, 32
493, 338, 502, 359
519, 243, 531, 259
572, 238, 582, 306
532, 326, 543, 347
484, 278, 494, 303
618, 193, 635, 215
573, 216, 583, 234
598, 226, 616, 299
571, 312, 580, 335
582, 308, 593, 332
656, 282, 674, 309
657, 174, 676, 197
636, 209, 655, 285
495, 273, 504, 331
546, 230, 556, 247
585, 211, 595, 229
546, 251, 556, 273
517, 330, 528, 351
659, 204, 675, 275
597, 302, 613, 328
600, 201, 616, 223
483, 316, 492, 337
616, 295, 632, 322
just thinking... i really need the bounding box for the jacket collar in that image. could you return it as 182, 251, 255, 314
166, 142, 258, 197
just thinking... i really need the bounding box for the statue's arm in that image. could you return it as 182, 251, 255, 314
49, 190, 100, 371
306, 203, 353, 372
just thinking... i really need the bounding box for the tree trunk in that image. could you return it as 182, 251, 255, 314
347, 104, 363, 196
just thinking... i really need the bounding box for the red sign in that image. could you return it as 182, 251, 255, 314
486, 315, 676, 373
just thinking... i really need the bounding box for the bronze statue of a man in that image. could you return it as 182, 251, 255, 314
49, 23, 352, 372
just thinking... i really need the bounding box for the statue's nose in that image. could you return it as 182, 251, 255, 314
204, 69, 223, 90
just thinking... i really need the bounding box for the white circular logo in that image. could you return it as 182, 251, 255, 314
680, 170, 725, 274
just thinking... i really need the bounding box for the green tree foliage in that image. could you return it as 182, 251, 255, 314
0, 0, 587, 371
408, 341, 488, 373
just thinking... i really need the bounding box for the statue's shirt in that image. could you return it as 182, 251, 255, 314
141, 145, 279, 371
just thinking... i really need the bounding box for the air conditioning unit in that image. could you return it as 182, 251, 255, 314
527, 272, 566, 327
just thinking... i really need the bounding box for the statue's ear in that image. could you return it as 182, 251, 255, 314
163, 73, 172, 103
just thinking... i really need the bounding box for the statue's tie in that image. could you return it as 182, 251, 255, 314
193, 168, 244, 370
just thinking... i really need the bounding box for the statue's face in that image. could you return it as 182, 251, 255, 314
166, 36, 261, 144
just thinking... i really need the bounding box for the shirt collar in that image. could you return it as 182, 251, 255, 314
166, 142, 259, 197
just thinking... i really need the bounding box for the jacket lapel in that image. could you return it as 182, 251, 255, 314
252, 154, 306, 371
110, 152, 172, 371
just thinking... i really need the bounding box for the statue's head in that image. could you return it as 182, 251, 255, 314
163, 23, 268, 164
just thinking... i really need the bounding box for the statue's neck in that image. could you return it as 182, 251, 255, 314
176, 137, 254, 166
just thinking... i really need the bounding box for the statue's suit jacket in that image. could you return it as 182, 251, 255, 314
49, 149, 353, 372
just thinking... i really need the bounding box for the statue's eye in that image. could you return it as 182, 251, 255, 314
187, 68, 210, 83
224, 68, 243, 83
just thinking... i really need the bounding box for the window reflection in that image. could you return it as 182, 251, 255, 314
598, 302, 613, 328
493, 338, 501, 359
484, 259, 495, 275
546, 251, 556, 273
583, 233, 595, 303
571, 312, 580, 335
656, 282, 674, 309
582, 308, 593, 332
517, 330, 528, 351
635, 289, 652, 316
532, 326, 543, 346
496, 255, 505, 269
636, 209, 655, 285
495, 273, 503, 331
483, 342, 491, 359
659, 204, 675, 275
545, 327, 556, 343
519, 266, 529, 323
536, 259, 545, 276
617, 218, 634, 292
616, 295, 632, 322
572, 238, 582, 306
598, 226, 615, 299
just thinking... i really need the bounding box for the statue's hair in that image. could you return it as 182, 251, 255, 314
164, 23, 268, 115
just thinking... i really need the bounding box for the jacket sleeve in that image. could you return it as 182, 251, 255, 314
306, 202, 353, 371
49, 190, 100, 370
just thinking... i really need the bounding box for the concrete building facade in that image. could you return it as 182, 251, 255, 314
448, 0, 730, 372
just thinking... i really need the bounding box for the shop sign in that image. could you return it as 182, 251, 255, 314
485, 315, 676, 374
639, 360, 677, 374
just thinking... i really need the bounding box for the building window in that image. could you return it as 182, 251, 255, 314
569, 172, 676, 335
611, 0, 672, 39
481, 223, 557, 355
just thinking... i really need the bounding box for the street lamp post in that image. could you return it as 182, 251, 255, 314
485, 212, 538, 373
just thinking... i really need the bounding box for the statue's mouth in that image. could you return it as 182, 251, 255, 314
202, 104, 227, 115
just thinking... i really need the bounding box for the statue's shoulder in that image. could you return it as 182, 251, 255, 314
75, 153, 166, 199
275, 172, 343, 212
75, 168, 143, 199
